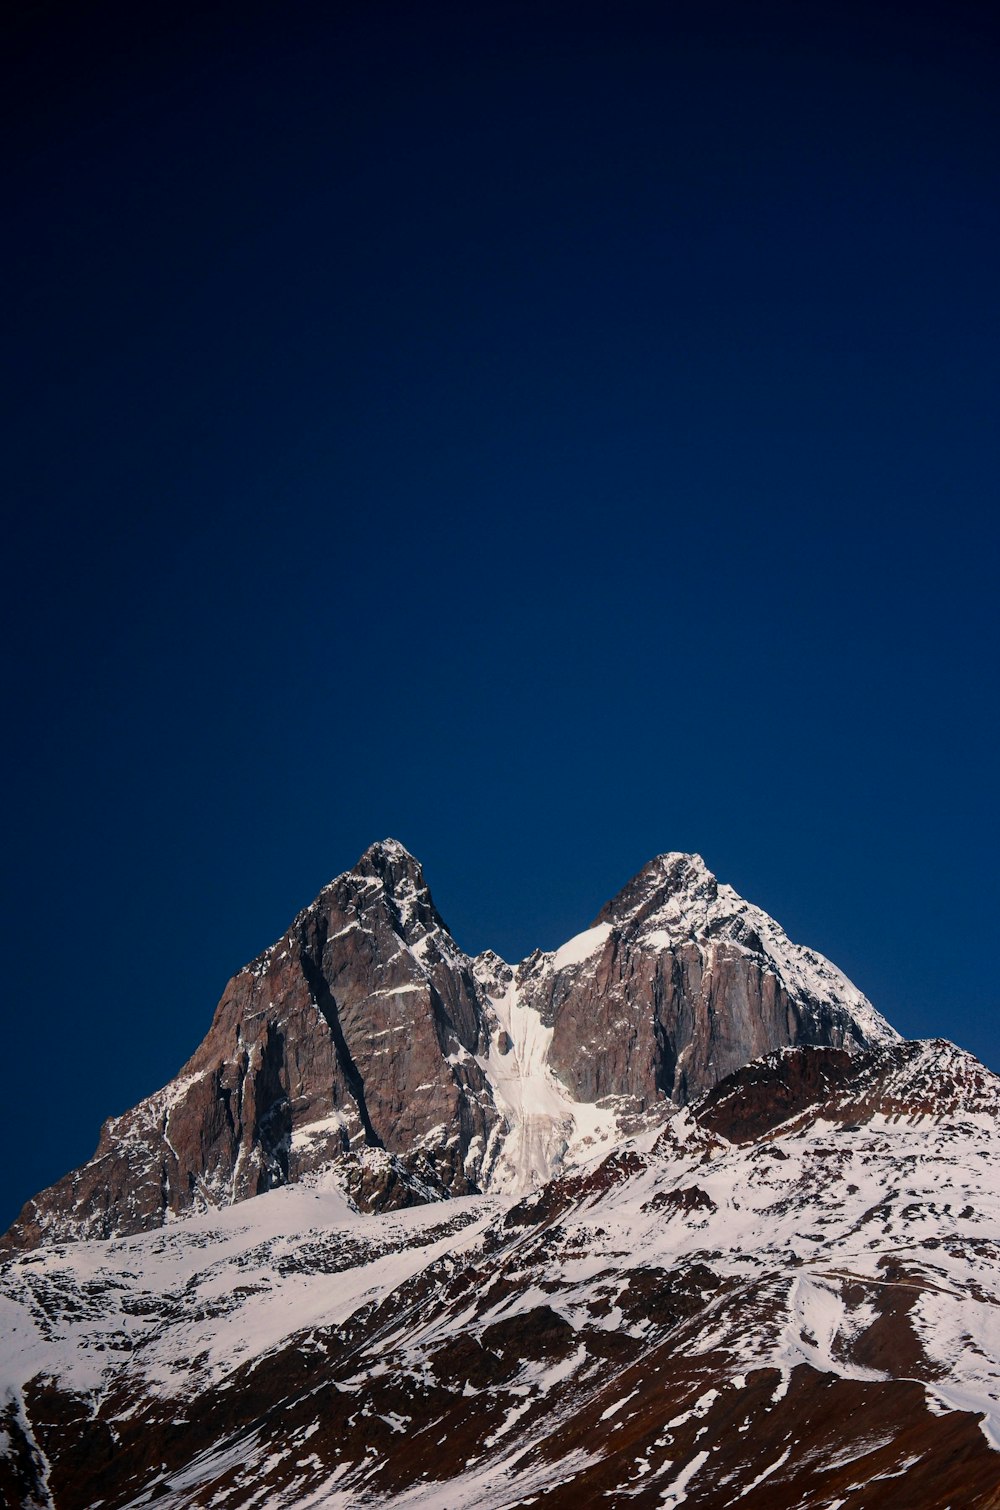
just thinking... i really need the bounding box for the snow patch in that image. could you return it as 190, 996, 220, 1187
659, 1448, 710, 1505
552, 922, 613, 972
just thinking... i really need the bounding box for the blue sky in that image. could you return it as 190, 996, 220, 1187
3, 0, 998, 1232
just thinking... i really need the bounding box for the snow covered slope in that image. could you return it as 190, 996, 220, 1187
3, 1038, 1000, 1509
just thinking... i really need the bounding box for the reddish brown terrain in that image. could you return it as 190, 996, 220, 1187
3, 844, 999, 1508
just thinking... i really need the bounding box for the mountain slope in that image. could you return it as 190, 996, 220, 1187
2, 1039, 1000, 1509
1, 842, 896, 1248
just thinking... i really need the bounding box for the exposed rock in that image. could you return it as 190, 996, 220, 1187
697, 1037, 1000, 1145
2, 841, 499, 1249
1, 842, 896, 1250
543, 852, 892, 1106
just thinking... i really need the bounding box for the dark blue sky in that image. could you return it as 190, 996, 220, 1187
3, 0, 998, 1233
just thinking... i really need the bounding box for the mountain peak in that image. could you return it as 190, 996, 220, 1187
356, 836, 420, 872
596, 849, 718, 928
341, 838, 461, 955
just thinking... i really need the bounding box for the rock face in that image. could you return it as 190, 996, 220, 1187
2, 842, 498, 1249
1, 841, 897, 1249
535, 851, 890, 1105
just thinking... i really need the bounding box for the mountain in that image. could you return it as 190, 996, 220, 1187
7, 843, 1000, 1509
1, 841, 896, 1249
3, 1037, 1000, 1508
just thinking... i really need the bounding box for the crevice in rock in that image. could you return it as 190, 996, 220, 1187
300, 929, 382, 1150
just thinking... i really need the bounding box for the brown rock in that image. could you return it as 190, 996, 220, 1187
2, 843, 896, 1250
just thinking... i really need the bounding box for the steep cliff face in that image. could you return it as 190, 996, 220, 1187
543, 852, 889, 1106
1, 842, 896, 1249
3, 842, 499, 1248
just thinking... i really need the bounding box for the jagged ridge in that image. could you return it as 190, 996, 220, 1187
2, 840, 897, 1249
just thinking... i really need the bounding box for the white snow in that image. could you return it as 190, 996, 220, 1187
4, 1038, 1000, 1506
735, 1445, 791, 1496
551, 922, 613, 973
659, 1448, 710, 1505
290, 1112, 349, 1151
473, 967, 618, 1195
0, 1181, 494, 1406
600, 1388, 639, 1420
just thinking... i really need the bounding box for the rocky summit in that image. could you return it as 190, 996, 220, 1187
3, 844, 1000, 1509
2, 841, 895, 1250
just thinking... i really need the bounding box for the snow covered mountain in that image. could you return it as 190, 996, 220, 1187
7, 842, 999, 1509
3, 1038, 1000, 1508
2, 841, 895, 1249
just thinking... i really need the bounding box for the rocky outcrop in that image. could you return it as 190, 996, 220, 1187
524, 852, 893, 1107
696, 1036, 1000, 1145
1, 842, 897, 1249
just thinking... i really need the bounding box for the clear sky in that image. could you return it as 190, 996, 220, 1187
3, 0, 998, 1233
